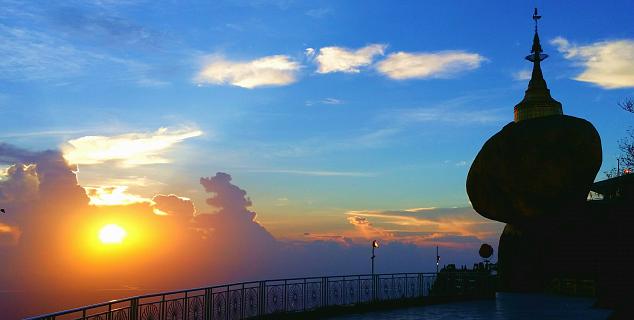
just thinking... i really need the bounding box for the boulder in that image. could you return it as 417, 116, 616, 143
467, 115, 601, 225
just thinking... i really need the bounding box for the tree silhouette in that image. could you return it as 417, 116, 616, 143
605, 98, 634, 178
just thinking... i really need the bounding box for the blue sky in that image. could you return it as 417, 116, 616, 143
1, 0, 634, 239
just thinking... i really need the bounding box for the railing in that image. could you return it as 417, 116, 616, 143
27, 272, 492, 320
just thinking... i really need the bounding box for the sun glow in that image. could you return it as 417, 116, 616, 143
98, 224, 127, 244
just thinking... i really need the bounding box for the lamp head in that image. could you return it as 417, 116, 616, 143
372, 240, 379, 248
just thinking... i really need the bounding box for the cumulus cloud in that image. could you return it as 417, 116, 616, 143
62, 127, 202, 167
0, 144, 88, 209
315, 44, 386, 73
195, 55, 301, 88
376, 51, 485, 80
0, 164, 40, 203
551, 37, 634, 89
152, 194, 196, 216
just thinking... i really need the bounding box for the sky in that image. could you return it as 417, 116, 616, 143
1, 0, 634, 317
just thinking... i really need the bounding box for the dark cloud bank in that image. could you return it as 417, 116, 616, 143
0, 143, 495, 318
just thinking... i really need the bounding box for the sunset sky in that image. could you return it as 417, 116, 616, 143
1, 0, 634, 317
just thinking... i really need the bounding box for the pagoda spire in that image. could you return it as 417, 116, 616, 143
513, 8, 563, 122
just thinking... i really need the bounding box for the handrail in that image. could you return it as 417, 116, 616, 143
25, 271, 491, 320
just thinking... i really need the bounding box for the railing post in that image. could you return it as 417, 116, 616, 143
160, 295, 166, 320
418, 273, 423, 298
129, 298, 138, 320
371, 274, 376, 302
303, 278, 307, 312
322, 277, 327, 307
357, 276, 361, 305
225, 286, 229, 320
204, 288, 212, 320
284, 279, 287, 312
241, 283, 245, 319
258, 281, 265, 317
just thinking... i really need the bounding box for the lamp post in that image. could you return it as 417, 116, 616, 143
436, 246, 440, 273
371, 240, 379, 275
371, 240, 379, 302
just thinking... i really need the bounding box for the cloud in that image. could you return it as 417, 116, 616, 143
247, 169, 376, 177
305, 7, 332, 18
513, 69, 531, 81
376, 51, 485, 80
304, 47, 316, 59
455, 160, 468, 167
0, 222, 21, 246
347, 215, 370, 226
551, 37, 634, 89
344, 207, 504, 248
304, 97, 344, 106
196, 55, 301, 88
194, 172, 277, 256
396, 107, 506, 124
315, 44, 386, 73
0, 164, 40, 203
0, 23, 167, 85
152, 194, 196, 216
83, 185, 151, 206
322, 97, 343, 105
0, 25, 85, 81
62, 127, 202, 167
0, 144, 88, 208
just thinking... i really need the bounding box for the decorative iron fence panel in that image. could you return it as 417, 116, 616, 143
26, 272, 487, 320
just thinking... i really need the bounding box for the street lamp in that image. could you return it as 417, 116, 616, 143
436, 246, 440, 273
371, 240, 379, 275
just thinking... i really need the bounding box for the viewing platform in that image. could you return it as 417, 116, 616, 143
26, 271, 496, 320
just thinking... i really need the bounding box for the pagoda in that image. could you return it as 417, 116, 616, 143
513, 9, 563, 122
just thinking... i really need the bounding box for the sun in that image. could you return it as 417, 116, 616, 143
98, 224, 127, 244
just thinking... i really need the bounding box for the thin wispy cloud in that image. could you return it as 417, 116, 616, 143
0, 22, 168, 85
551, 37, 634, 89
305, 7, 332, 19
247, 169, 376, 177
513, 69, 531, 81
376, 51, 485, 80
397, 106, 506, 124
315, 44, 386, 74
305, 97, 344, 106
195, 55, 301, 88
0, 25, 85, 81
62, 127, 203, 167
344, 207, 504, 247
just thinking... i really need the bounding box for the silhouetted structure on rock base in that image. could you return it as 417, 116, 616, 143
467, 10, 634, 312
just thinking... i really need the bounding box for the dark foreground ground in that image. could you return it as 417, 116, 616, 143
324, 292, 612, 320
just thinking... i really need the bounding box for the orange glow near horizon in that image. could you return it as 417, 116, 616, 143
98, 224, 127, 244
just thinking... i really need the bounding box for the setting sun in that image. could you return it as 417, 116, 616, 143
98, 224, 127, 244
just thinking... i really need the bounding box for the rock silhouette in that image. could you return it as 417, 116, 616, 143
467, 11, 634, 312
467, 115, 602, 225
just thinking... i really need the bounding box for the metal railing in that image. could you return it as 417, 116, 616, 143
26, 272, 469, 320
